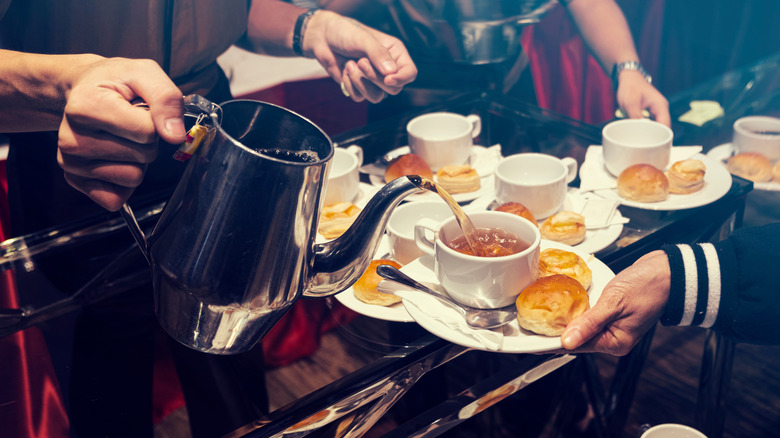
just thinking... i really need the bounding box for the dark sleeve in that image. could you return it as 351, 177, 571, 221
661, 223, 780, 345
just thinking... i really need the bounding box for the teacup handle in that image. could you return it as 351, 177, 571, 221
414, 218, 440, 256
466, 114, 482, 139
561, 156, 578, 184
344, 144, 364, 167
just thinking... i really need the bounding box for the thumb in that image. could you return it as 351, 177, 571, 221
561, 305, 612, 350
128, 74, 187, 145
363, 39, 398, 77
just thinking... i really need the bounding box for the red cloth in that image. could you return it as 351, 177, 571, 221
0, 159, 71, 437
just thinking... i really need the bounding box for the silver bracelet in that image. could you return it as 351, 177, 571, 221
293, 8, 319, 57
611, 60, 652, 88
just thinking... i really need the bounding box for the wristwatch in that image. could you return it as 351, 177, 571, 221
611, 61, 652, 88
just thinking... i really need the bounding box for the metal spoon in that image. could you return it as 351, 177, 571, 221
376, 265, 517, 330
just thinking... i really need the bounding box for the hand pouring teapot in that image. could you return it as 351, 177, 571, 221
121, 96, 424, 355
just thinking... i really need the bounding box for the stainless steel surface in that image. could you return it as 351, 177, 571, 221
376, 264, 517, 330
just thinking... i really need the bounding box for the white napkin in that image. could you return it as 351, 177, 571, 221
578, 145, 703, 192
377, 256, 504, 351
566, 188, 630, 229
470, 144, 502, 177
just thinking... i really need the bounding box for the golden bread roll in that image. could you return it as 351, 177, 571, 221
384, 153, 433, 183
435, 165, 481, 194
539, 248, 592, 290
540, 211, 586, 246
318, 202, 361, 240
773, 160, 780, 182
494, 202, 538, 227
617, 164, 669, 202
727, 152, 773, 182
665, 159, 706, 194
353, 259, 404, 306
516, 275, 590, 336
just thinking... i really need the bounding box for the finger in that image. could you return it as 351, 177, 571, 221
59, 120, 158, 164
64, 91, 159, 145
63, 173, 136, 212
123, 61, 186, 144
379, 40, 418, 88
561, 304, 616, 350
58, 151, 148, 189
356, 58, 403, 96
341, 63, 365, 102
647, 101, 671, 127
347, 61, 385, 103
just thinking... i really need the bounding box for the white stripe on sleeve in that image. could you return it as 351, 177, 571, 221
678, 245, 698, 326
700, 243, 721, 328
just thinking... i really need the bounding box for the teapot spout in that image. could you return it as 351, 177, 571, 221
306, 176, 425, 297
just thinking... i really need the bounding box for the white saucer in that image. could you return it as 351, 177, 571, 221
398, 240, 615, 353
467, 192, 625, 254
333, 237, 415, 323
367, 145, 499, 204
707, 143, 780, 192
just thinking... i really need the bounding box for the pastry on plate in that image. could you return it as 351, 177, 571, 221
318, 202, 361, 240
353, 259, 404, 306
384, 153, 433, 183
435, 165, 480, 194
665, 159, 706, 194
617, 163, 669, 202
539, 211, 586, 246
773, 160, 780, 182
538, 248, 592, 290
516, 275, 590, 336
727, 152, 773, 182
494, 202, 537, 227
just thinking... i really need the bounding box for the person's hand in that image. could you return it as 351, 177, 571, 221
58, 57, 187, 211
303, 10, 417, 103
616, 72, 671, 127
560, 250, 671, 356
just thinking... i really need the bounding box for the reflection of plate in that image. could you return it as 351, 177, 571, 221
368, 145, 498, 204
467, 192, 624, 254
589, 154, 732, 210
333, 237, 415, 323
707, 143, 780, 192
401, 240, 614, 353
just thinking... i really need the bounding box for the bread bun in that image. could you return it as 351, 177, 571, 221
435, 165, 481, 194
773, 160, 780, 182
539, 248, 592, 290
617, 164, 669, 202
494, 202, 537, 226
539, 211, 586, 246
516, 275, 590, 336
353, 259, 403, 306
665, 159, 706, 194
385, 153, 433, 183
727, 152, 773, 182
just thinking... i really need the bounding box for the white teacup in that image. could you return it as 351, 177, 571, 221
494, 153, 578, 219
602, 119, 673, 176
733, 115, 780, 161
640, 424, 707, 438
387, 200, 454, 265
407, 112, 481, 170
324, 145, 363, 205
414, 211, 541, 309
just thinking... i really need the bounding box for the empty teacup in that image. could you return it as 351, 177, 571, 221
387, 200, 454, 265
733, 115, 780, 161
324, 145, 363, 205
640, 424, 707, 438
494, 153, 578, 219
602, 118, 673, 176
414, 211, 541, 309
407, 112, 481, 170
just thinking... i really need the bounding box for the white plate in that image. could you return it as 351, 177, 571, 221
588, 153, 732, 210
466, 192, 624, 254
400, 240, 615, 353
707, 143, 780, 192
333, 237, 415, 323
367, 145, 498, 204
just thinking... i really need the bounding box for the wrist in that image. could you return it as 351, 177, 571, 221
292, 8, 321, 58
611, 60, 651, 89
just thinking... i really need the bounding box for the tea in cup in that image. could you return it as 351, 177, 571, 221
602, 118, 673, 176
324, 145, 363, 205
414, 211, 541, 309
407, 112, 481, 170
494, 153, 578, 219
732, 115, 780, 161
387, 200, 453, 265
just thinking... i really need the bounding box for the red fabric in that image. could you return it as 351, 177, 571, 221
0, 159, 71, 437
151, 332, 185, 425
521, 1, 665, 125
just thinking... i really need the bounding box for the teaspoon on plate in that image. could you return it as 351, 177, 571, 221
376, 265, 517, 330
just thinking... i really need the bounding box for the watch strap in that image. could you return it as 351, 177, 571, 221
612, 60, 652, 88
293, 8, 319, 57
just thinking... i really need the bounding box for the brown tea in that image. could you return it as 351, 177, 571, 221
447, 228, 529, 257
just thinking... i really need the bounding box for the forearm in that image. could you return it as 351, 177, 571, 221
564, 0, 640, 75
0, 50, 102, 132
244, 0, 305, 56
